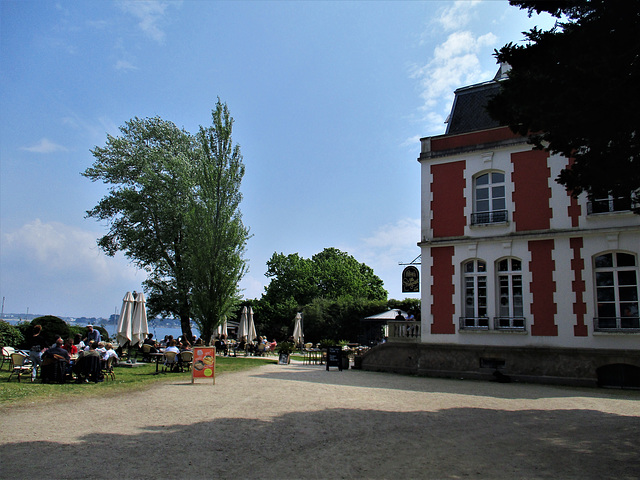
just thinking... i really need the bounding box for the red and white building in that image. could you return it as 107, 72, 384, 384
365, 69, 640, 386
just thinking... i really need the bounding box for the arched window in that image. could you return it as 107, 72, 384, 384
460, 259, 488, 329
496, 258, 525, 330
594, 252, 639, 331
472, 171, 507, 225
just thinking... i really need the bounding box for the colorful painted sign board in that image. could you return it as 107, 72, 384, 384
192, 346, 216, 384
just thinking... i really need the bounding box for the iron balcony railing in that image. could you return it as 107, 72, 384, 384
471, 210, 508, 225
459, 317, 490, 330
494, 317, 526, 331
594, 317, 640, 332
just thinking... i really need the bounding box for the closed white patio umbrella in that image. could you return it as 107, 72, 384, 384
237, 306, 249, 340
116, 292, 135, 347
292, 312, 303, 347
131, 292, 149, 347
248, 307, 257, 342
217, 318, 228, 337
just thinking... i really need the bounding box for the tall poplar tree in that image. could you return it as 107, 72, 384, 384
188, 100, 250, 344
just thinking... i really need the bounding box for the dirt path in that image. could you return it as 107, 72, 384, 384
1, 363, 639, 479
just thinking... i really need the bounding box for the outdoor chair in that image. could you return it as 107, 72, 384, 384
162, 351, 178, 372
41, 353, 69, 384
74, 354, 103, 383
8, 352, 32, 382
102, 356, 116, 381
179, 350, 193, 371
1, 346, 15, 370
141, 344, 153, 362
256, 343, 266, 356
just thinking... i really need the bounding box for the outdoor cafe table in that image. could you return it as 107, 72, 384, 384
149, 352, 164, 374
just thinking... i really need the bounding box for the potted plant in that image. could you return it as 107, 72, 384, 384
338, 340, 351, 370
276, 341, 294, 364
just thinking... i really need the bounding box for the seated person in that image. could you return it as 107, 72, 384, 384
163, 340, 180, 370
62, 338, 78, 356
41, 338, 71, 383
103, 343, 119, 364
143, 334, 158, 353
73, 333, 85, 352
74, 342, 103, 382
96, 342, 107, 357
165, 339, 180, 355
215, 335, 228, 356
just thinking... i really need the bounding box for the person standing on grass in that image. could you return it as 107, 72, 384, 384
84, 325, 101, 344
27, 325, 47, 382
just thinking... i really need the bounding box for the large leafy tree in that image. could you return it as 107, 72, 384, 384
188, 101, 250, 344
84, 117, 196, 338
487, 0, 640, 209
83, 101, 249, 341
257, 248, 387, 340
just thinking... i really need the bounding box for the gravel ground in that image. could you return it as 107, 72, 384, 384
1, 362, 639, 480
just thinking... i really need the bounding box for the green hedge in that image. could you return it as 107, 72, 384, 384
0, 321, 24, 348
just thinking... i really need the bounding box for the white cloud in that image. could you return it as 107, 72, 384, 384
239, 274, 266, 300
114, 59, 138, 71
411, 25, 498, 135
118, 1, 176, 43
21, 138, 68, 154
437, 0, 482, 31
1, 220, 146, 316
342, 218, 421, 298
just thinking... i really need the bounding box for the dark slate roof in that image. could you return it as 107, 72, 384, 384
445, 80, 502, 135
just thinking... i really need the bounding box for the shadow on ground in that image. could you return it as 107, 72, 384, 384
2, 406, 638, 479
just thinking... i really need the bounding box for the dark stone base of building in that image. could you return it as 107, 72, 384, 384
361, 342, 640, 389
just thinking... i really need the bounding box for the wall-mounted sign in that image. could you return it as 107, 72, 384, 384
402, 266, 420, 292
192, 346, 215, 384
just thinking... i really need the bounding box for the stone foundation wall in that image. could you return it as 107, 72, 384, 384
361, 343, 640, 387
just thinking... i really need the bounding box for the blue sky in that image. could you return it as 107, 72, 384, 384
0, 1, 554, 318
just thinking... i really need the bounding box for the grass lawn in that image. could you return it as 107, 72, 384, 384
0, 356, 276, 406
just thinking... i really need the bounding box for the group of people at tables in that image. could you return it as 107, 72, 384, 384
214, 334, 277, 356
26, 324, 118, 383
24, 324, 280, 383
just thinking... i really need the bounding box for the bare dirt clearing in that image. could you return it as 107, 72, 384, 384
1, 363, 639, 479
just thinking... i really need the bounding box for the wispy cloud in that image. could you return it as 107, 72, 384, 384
411, 1, 499, 136
437, 0, 482, 31
21, 138, 68, 154
118, 1, 176, 44
114, 59, 138, 71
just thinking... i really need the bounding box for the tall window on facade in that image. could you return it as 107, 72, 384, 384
472, 171, 507, 225
461, 260, 488, 329
496, 258, 525, 329
594, 252, 639, 330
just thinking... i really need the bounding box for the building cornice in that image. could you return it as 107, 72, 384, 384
417, 224, 640, 248
418, 127, 528, 162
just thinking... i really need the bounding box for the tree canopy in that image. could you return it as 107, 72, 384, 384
487, 0, 640, 209
255, 248, 388, 340
83, 100, 249, 342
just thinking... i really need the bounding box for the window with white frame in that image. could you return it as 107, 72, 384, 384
472, 171, 507, 224
461, 260, 488, 329
496, 258, 525, 329
594, 252, 639, 331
